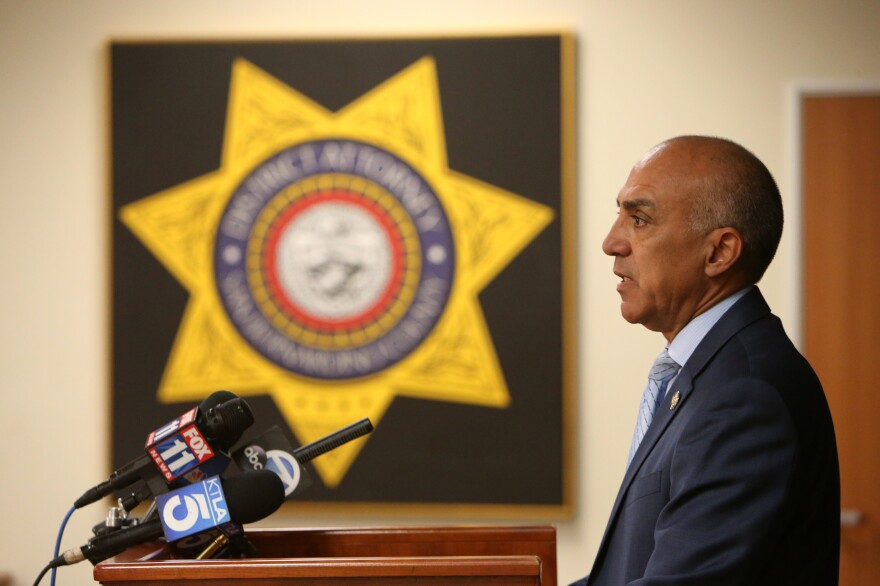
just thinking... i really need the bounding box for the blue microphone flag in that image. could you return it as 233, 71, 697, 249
155, 476, 229, 542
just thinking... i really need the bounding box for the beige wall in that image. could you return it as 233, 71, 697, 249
2, 1, 878, 584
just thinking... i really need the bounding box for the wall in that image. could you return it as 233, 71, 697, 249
1, 0, 878, 584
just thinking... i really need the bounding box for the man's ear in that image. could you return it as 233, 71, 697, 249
705, 227, 742, 277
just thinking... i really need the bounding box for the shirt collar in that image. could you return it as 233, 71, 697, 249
667, 286, 753, 369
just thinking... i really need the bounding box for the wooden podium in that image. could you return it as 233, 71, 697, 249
93, 525, 557, 585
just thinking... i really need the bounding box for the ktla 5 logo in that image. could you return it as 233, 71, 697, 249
156, 476, 229, 541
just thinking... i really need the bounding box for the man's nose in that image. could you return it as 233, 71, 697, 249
602, 221, 628, 257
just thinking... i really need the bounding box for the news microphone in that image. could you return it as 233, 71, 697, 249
233, 418, 373, 496
74, 391, 254, 509
232, 426, 312, 498
53, 470, 284, 567
292, 417, 374, 464
155, 389, 251, 452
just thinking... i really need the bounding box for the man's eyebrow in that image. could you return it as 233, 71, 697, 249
617, 197, 655, 210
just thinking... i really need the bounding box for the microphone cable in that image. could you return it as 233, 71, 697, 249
51, 505, 76, 586
33, 504, 75, 586
32, 563, 51, 586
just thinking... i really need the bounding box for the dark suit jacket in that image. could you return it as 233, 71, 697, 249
572, 288, 839, 585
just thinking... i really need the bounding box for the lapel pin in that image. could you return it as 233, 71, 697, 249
669, 390, 681, 410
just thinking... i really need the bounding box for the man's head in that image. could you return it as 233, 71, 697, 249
602, 136, 783, 340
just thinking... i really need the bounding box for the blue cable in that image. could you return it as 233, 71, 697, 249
51, 506, 76, 586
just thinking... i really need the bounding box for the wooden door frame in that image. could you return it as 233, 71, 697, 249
792, 83, 880, 586
784, 80, 880, 348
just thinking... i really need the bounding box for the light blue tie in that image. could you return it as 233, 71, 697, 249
627, 348, 680, 466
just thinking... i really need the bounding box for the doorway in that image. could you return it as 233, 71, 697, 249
802, 92, 880, 585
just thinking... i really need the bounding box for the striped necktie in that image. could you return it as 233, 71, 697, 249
627, 348, 680, 466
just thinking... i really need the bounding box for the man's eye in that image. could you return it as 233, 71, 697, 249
633, 216, 646, 226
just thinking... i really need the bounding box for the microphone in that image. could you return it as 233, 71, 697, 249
292, 417, 374, 463
144, 391, 253, 483
195, 391, 252, 451
74, 391, 254, 509
232, 425, 312, 498
233, 418, 373, 497
53, 470, 284, 567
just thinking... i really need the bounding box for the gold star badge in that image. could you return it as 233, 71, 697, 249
118, 57, 554, 487
670, 390, 681, 410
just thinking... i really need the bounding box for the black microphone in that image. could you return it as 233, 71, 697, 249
74, 391, 254, 509
293, 417, 374, 463
198, 391, 253, 451
232, 418, 373, 499
53, 470, 284, 567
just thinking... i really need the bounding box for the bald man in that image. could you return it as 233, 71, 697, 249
572, 136, 839, 585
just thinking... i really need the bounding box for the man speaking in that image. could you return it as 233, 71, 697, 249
571, 136, 839, 585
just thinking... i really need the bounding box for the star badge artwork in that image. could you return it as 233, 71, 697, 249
110, 37, 573, 512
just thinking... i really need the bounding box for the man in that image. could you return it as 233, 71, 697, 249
572, 136, 839, 585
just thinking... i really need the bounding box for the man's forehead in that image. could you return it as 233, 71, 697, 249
617, 149, 696, 208
616, 175, 697, 219
617, 193, 657, 210
639, 141, 669, 163
617, 179, 659, 208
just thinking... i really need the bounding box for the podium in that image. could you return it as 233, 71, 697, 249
93, 525, 557, 585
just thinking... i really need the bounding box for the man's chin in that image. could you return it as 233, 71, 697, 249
619, 302, 652, 328
619, 304, 642, 325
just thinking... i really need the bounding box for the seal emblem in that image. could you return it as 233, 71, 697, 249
214, 139, 455, 380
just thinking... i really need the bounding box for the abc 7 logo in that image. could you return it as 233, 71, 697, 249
243, 445, 302, 496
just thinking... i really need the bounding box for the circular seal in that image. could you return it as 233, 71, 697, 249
214, 139, 454, 380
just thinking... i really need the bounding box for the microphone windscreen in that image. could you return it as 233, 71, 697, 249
204, 400, 254, 448
223, 470, 286, 524
199, 390, 239, 410
197, 391, 254, 450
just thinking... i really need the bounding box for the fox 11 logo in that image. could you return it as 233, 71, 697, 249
156, 476, 230, 541
145, 407, 217, 482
